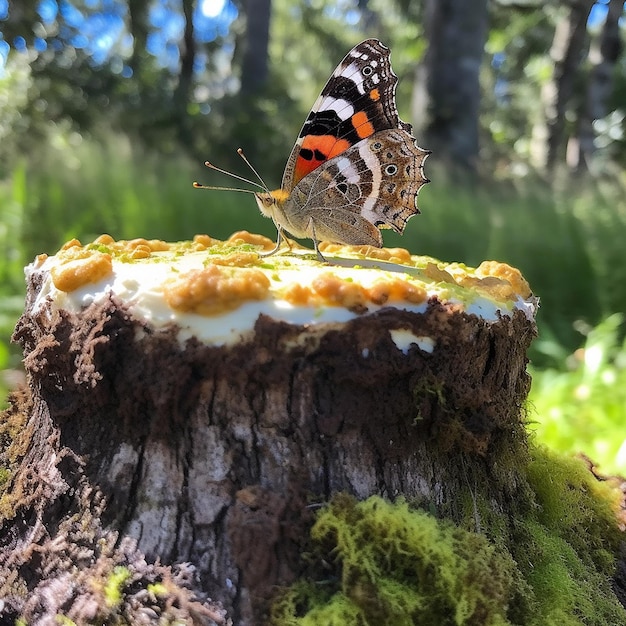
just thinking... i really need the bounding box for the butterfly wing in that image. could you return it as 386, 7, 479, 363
281, 129, 429, 245
281, 39, 411, 191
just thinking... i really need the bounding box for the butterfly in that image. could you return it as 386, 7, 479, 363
195, 39, 430, 262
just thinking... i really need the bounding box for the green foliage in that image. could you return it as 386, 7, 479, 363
529, 314, 626, 476
271, 448, 626, 625
0, 134, 276, 264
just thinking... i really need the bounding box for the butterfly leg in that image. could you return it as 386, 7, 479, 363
258, 226, 285, 257
308, 219, 328, 263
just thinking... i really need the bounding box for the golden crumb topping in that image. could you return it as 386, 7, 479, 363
278, 273, 428, 310
319, 242, 412, 265
92, 234, 171, 256
50, 245, 113, 292
476, 261, 532, 299
226, 230, 276, 251
448, 261, 531, 302
310, 273, 368, 311
367, 278, 427, 306
39, 233, 534, 319
163, 265, 270, 315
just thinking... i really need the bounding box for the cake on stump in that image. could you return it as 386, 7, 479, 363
2, 231, 624, 624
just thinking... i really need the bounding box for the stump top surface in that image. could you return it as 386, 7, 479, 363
27, 230, 537, 345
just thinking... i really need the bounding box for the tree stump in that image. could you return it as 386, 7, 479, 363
1, 238, 624, 625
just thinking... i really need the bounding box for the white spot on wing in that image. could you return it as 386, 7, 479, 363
358, 140, 382, 217
320, 97, 354, 121
336, 62, 366, 94
335, 156, 360, 183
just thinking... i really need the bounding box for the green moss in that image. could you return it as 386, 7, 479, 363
512, 447, 626, 625
525, 447, 623, 564
270, 447, 626, 625
0, 467, 10, 492
271, 494, 518, 626
104, 566, 132, 608
147, 582, 168, 597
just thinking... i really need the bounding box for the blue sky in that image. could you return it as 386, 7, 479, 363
0, 0, 237, 73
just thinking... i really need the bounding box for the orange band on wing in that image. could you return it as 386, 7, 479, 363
294, 135, 351, 183
351, 111, 375, 139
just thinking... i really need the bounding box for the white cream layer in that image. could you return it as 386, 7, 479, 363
28, 248, 537, 347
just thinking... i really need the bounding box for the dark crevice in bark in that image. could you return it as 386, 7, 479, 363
112, 437, 146, 539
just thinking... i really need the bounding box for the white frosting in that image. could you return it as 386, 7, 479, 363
389, 330, 436, 354
27, 245, 537, 346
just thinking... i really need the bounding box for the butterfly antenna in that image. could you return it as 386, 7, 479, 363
194, 160, 266, 191
237, 148, 270, 193
192, 182, 257, 193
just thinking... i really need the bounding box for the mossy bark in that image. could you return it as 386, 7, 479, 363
0, 289, 623, 624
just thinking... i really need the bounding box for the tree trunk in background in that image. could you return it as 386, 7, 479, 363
174, 0, 197, 145
127, 0, 151, 81
575, 0, 623, 172
543, 0, 595, 173
240, 0, 272, 95
414, 0, 488, 174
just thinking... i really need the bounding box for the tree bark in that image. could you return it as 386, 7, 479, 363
174, 0, 197, 146
0, 282, 537, 623
240, 0, 272, 95
414, 0, 489, 174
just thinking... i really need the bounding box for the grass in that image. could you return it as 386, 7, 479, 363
1, 135, 626, 474
528, 314, 626, 476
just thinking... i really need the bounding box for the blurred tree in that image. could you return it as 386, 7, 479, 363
127, 0, 150, 80
173, 0, 197, 146
576, 0, 623, 172
416, 0, 489, 175
543, 0, 596, 172
2, 0, 40, 46
484, 1, 625, 180
240, 0, 271, 95
357, 0, 382, 33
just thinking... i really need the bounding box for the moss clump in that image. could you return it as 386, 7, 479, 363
270, 447, 626, 625
270, 494, 520, 626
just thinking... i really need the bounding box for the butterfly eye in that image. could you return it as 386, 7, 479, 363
385, 164, 398, 176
